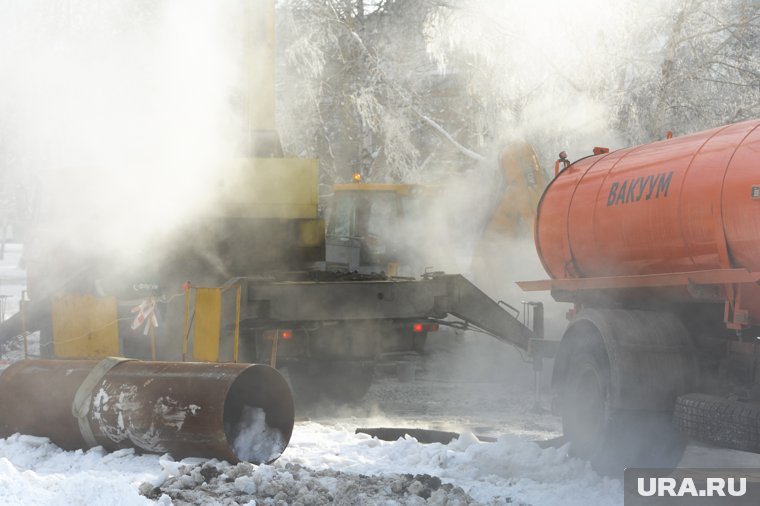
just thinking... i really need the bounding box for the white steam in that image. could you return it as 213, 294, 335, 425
0, 1, 247, 264
231, 406, 286, 464
422, 0, 650, 156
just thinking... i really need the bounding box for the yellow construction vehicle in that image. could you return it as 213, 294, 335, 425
1, 1, 553, 406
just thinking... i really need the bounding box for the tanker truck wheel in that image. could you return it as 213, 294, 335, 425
673, 393, 760, 453
561, 326, 686, 475
562, 345, 609, 462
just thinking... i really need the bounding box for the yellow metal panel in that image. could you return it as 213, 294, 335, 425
51, 295, 119, 359
332, 183, 419, 194
233, 285, 241, 363
217, 158, 319, 219
299, 219, 325, 247
193, 288, 222, 362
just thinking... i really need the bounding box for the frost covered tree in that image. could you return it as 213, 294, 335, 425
276, 0, 489, 187
278, 0, 760, 181
612, 0, 760, 144
422, 0, 760, 152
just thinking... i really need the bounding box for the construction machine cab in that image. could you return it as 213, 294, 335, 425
326, 142, 548, 278
326, 182, 428, 275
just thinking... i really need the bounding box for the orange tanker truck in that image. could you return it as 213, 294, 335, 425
520, 119, 760, 472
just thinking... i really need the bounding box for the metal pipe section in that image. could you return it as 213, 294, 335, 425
0, 359, 294, 464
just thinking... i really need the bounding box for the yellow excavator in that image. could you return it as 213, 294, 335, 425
325, 142, 549, 281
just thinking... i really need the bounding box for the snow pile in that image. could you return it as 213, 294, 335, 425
144, 424, 623, 505
145, 460, 476, 506
229, 406, 285, 464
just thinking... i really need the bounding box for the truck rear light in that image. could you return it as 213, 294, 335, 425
263, 329, 294, 341
412, 322, 438, 333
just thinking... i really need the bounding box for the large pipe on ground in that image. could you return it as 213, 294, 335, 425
0, 359, 294, 464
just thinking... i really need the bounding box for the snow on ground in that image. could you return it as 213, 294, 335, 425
0, 243, 624, 505
0, 419, 622, 506
0, 434, 166, 506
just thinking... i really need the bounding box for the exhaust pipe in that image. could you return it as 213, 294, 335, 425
0, 358, 294, 464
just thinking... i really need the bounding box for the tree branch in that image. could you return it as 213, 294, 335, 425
413, 108, 485, 161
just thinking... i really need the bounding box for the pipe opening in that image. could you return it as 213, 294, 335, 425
223, 364, 294, 464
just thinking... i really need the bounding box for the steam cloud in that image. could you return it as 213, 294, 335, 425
0, 1, 247, 270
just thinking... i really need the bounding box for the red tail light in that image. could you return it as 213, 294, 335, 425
263, 329, 294, 341
412, 322, 439, 333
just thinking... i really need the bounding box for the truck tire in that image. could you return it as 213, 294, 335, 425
562, 345, 610, 462
673, 393, 760, 453
560, 328, 686, 474
287, 361, 374, 406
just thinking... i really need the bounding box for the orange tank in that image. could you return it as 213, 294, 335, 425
534, 119, 760, 325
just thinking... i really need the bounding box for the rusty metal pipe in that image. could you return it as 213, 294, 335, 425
0, 359, 294, 464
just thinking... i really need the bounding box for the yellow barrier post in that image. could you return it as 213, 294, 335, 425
149, 325, 157, 361
233, 285, 241, 363
193, 288, 223, 362
193, 284, 242, 363
20, 290, 27, 359
182, 284, 191, 362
